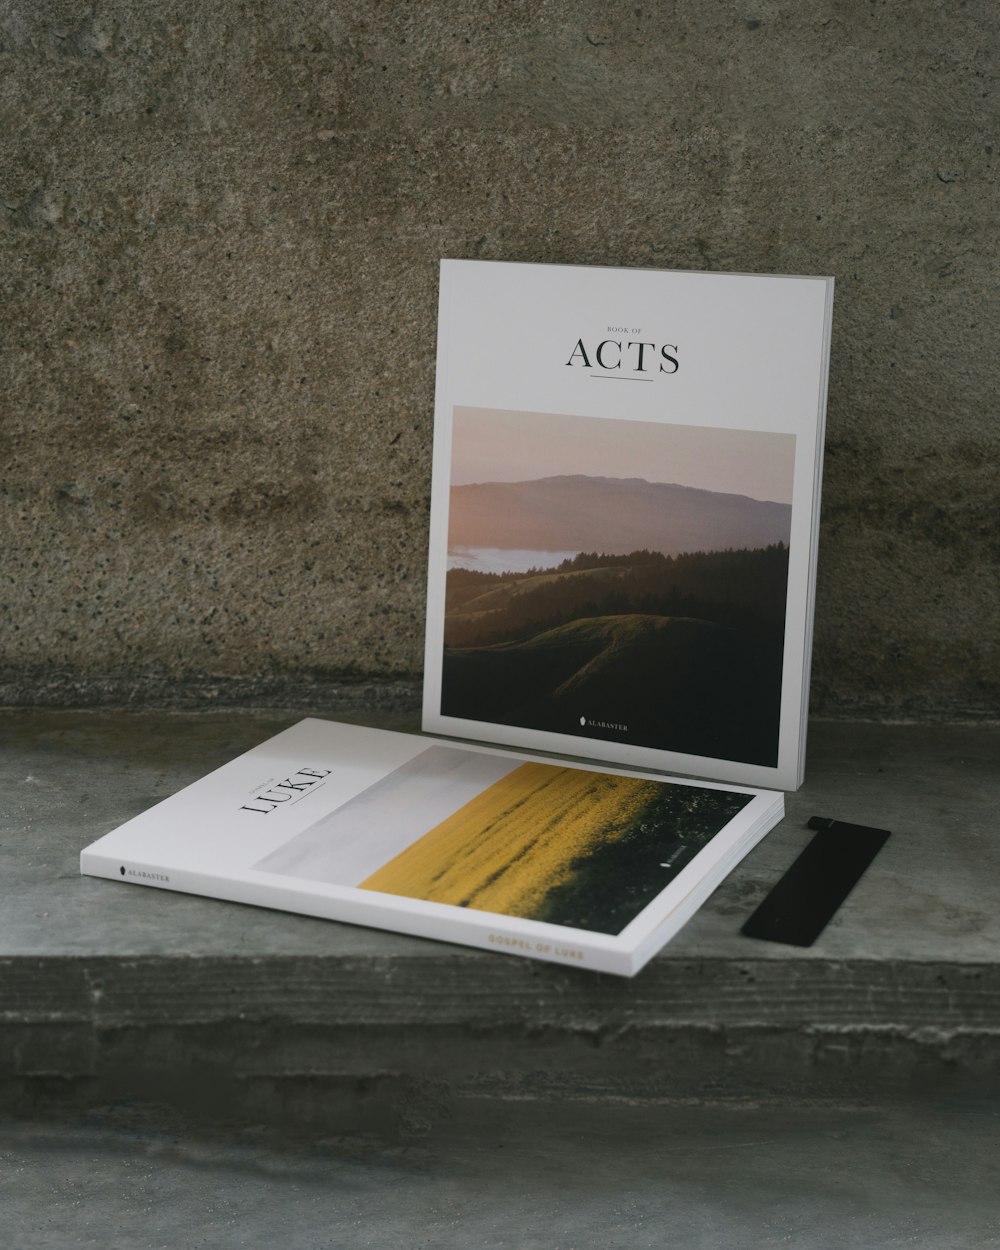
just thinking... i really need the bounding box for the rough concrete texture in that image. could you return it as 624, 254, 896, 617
1, 2, 998, 715
4, 1097, 1000, 1249
4, 709, 1000, 1126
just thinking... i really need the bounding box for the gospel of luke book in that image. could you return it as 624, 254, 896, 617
80, 718, 783, 977
423, 260, 834, 790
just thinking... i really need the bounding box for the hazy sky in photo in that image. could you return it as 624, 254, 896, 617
451, 407, 796, 504
255, 747, 519, 886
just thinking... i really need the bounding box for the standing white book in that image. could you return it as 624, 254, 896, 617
423, 260, 834, 790
80, 718, 783, 977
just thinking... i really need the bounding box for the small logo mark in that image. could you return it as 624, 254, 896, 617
120, 866, 125, 876
579, 714, 629, 733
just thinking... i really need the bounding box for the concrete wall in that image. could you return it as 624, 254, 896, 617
2, 1, 997, 717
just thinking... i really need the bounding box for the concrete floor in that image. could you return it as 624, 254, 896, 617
5, 709, 1000, 1246
3, 1092, 999, 1249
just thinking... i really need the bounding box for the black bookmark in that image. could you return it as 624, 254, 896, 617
740, 817, 891, 947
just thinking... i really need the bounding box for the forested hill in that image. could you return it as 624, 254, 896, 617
445, 545, 789, 649
449, 475, 792, 555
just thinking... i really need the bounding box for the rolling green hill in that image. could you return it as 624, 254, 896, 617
445, 546, 789, 649
441, 613, 782, 766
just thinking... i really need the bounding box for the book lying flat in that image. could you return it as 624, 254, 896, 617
423, 260, 834, 790
80, 718, 783, 977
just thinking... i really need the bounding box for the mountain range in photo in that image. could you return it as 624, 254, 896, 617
442, 473, 792, 767
448, 475, 792, 556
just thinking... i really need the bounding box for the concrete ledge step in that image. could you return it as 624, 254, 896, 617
3, 708, 999, 1126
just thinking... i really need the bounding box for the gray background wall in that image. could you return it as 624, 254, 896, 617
2, 1, 997, 718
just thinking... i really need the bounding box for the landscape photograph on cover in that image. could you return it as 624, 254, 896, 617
441, 407, 796, 767
254, 745, 752, 935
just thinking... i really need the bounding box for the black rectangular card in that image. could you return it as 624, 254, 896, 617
740, 817, 891, 947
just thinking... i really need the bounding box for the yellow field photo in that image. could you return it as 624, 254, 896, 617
360, 759, 749, 934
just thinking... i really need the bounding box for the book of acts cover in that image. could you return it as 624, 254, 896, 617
423, 260, 834, 791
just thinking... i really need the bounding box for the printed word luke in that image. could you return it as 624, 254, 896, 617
240, 767, 331, 814
565, 335, 679, 374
